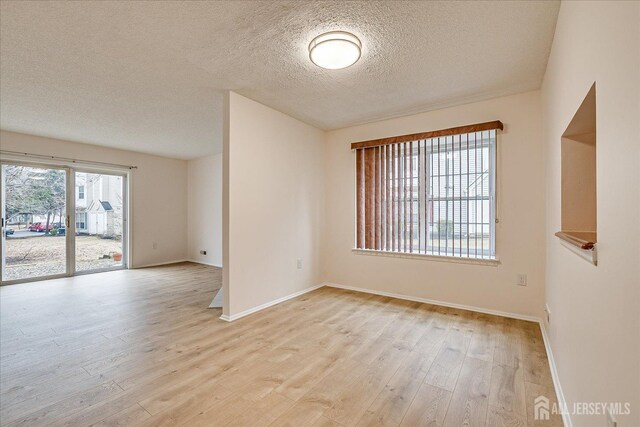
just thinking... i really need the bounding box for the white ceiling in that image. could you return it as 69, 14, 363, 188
0, 1, 559, 159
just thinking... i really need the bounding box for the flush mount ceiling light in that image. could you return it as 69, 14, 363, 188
308, 31, 362, 70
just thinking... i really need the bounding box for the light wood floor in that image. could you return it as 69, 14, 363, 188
0, 262, 562, 426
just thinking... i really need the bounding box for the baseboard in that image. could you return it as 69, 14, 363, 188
187, 259, 223, 268
133, 259, 189, 269
323, 281, 568, 427
219, 284, 324, 322
323, 282, 540, 323
539, 322, 572, 427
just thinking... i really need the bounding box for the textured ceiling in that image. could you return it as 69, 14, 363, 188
0, 1, 559, 159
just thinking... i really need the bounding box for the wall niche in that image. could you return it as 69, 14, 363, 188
555, 83, 597, 263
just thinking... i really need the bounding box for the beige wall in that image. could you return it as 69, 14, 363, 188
223, 92, 325, 318
0, 130, 189, 268
187, 154, 222, 267
323, 91, 546, 319
541, 2, 640, 426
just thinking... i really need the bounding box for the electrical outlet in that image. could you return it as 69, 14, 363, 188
517, 274, 527, 286
200, 250, 207, 255
296, 259, 302, 269
545, 304, 551, 324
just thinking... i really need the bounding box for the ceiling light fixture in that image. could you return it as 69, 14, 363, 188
308, 31, 362, 70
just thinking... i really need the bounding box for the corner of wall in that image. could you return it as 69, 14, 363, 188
222, 90, 231, 318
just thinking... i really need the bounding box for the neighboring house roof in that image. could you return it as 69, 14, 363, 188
85, 200, 114, 211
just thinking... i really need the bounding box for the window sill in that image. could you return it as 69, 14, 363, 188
555, 231, 597, 265
351, 248, 500, 266
554, 231, 596, 250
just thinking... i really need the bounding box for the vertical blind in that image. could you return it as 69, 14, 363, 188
354, 121, 502, 259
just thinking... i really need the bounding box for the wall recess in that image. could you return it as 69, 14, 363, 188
555, 83, 597, 264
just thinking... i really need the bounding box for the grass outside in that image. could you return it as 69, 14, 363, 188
3, 235, 123, 281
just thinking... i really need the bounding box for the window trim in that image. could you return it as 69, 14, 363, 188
351, 248, 500, 266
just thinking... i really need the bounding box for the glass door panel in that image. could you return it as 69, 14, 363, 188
1, 164, 67, 282
75, 171, 125, 272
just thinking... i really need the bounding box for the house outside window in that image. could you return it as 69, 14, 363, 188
78, 185, 85, 200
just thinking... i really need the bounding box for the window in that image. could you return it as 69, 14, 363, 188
354, 121, 502, 260
78, 185, 85, 200
76, 212, 87, 230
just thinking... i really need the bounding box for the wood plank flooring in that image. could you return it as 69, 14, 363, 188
0, 262, 562, 426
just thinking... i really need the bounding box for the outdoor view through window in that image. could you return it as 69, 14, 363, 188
354, 128, 497, 259
1, 164, 125, 282
75, 172, 124, 272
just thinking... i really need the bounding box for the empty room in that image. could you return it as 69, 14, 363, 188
0, 1, 638, 427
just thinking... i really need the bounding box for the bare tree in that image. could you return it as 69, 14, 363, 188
4, 166, 65, 234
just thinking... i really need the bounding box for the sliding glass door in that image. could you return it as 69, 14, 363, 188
0, 162, 127, 284
1, 164, 69, 282
74, 170, 126, 273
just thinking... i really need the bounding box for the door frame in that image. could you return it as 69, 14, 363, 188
0, 160, 130, 285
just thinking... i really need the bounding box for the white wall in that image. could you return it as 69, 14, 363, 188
187, 154, 222, 267
223, 91, 325, 318
0, 130, 189, 268
541, 2, 640, 426
323, 91, 546, 319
